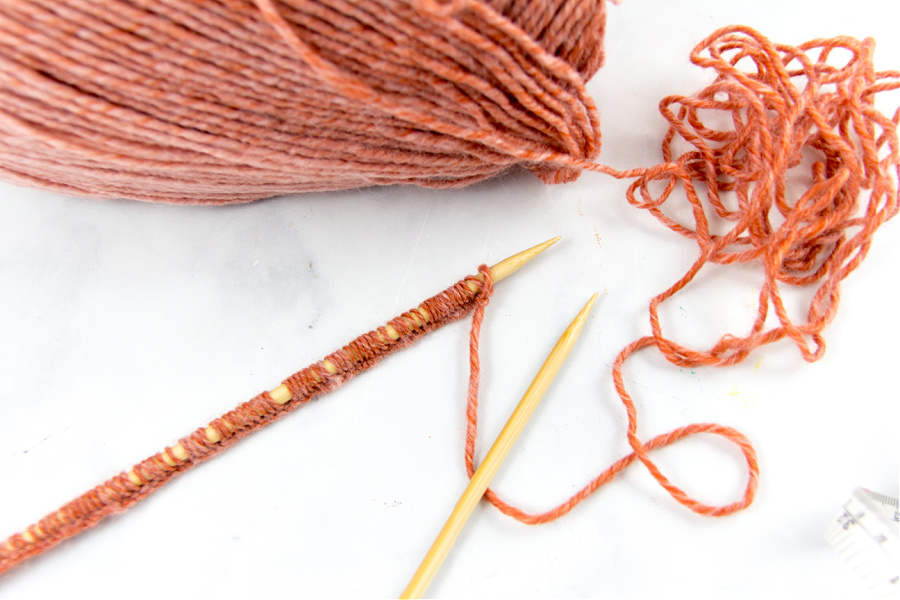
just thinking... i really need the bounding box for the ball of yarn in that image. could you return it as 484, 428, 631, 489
0, 0, 606, 204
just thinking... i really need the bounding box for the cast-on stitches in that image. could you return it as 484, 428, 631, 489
0, 0, 606, 202
0, 269, 494, 574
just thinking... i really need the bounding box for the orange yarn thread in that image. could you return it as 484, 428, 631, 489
459, 27, 898, 522
0, 269, 493, 575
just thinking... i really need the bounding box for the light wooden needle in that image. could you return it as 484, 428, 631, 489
136, 237, 562, 474
266, 236, 560, 406
4, 237, 568, 569
485, 235, 560, 284
401, 291, 599, 599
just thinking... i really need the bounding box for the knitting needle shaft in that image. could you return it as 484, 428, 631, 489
270, 235, 559, 401
259, 235, 560, 407
401, 291, 598, 599
2, 237, 561, 570
149, 236, 561, 465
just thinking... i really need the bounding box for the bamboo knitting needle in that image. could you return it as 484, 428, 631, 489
401, 291, 599, 599
167, 235, 561, 459
267, 235, 560, 402
0, 236, 560, 574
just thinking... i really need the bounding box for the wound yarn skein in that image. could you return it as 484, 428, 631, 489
0, 0, 606, 203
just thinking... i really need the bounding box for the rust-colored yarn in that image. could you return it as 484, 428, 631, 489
464, 27, 899, 521
0, 268, 494, 574
0, 0, 605, 203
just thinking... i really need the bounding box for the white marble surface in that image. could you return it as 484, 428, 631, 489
1, 1, 898, 598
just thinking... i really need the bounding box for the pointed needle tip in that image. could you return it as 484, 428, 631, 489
561, 292, 598, 344
488, 236, 561, 284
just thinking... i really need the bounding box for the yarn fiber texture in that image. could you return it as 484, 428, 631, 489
0, 268, 495, 574
0, 0, 606, 203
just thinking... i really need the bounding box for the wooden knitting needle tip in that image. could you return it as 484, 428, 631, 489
487, 235, 560, 284
401, 291, 598, 599
462, 235, 559, 295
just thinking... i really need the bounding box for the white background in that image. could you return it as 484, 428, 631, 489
1, 1, 898, 597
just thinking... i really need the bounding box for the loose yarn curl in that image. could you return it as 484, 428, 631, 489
0, 0, 606, 202
464, 27, 899, 520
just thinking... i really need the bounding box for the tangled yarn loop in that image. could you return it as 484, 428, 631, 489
465, 26, 899, 521
0, 0, 605, 203
617, 26, 900, 364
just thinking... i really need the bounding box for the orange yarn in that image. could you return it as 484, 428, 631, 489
0, 268, 494, 574
462, 26, 898, 521
0, 0, 605, 202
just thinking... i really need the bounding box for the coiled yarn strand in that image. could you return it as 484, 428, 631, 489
462, 26, 898, 523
